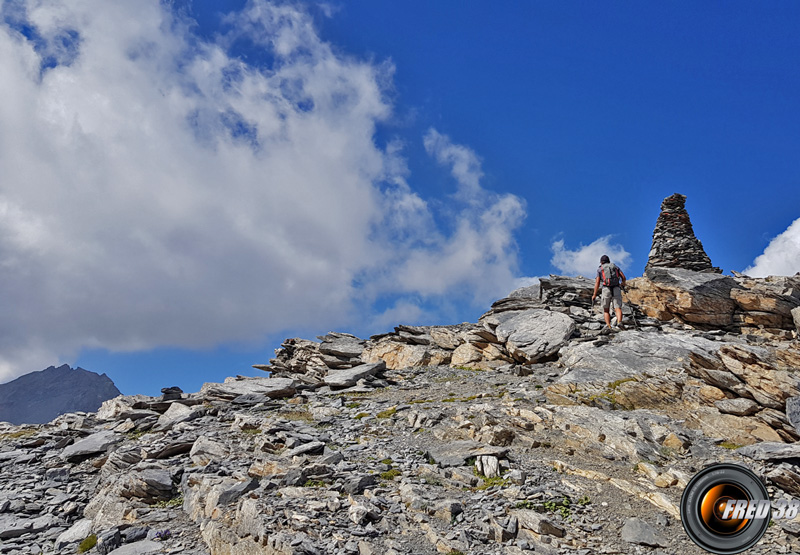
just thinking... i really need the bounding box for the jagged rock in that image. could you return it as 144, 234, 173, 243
494, 309, 575, 363
793, 306, 800, 333
766, 464, 800, 497
361, 341, 450, 370
645, 193, 721, 273
627, 268, 737, 325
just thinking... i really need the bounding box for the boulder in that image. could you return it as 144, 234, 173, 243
494, 309, 575, 363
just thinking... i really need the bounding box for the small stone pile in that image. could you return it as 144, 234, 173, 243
645, 193, 722, 274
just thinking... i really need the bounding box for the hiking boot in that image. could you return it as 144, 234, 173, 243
600, 326, 612, 335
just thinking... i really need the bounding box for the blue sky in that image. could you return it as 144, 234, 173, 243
1, 1, 798, 396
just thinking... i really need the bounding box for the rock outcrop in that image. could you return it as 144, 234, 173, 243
3, 269, 800, 554
626, 268, 800, 336
0, 365, 122, 425
645, 193, 721, 273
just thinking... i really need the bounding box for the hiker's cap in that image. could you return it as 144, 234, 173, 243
600, 255, 610, 264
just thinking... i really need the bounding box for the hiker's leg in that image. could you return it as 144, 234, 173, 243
601, 287, 613, 325
612, 287, 623, 326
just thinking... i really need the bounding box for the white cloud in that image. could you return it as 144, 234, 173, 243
550, 236, 631, 278
0, 1, 527, 383
423, 128, 484, 202
743, 217, 800, 277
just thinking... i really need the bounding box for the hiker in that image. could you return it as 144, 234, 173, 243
591, 255, 627, 330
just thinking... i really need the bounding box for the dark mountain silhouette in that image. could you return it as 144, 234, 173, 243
0, 364, 121, 424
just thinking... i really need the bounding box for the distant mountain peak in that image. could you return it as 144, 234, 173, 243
0, 365, 121, 425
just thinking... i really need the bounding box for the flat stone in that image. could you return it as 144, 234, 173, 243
61, 430, 121, 462
621, 517, 667, 547
715, 397, 760, 416
426, 441, 508, 468
559, 331, 718, 384
324, 362, 385, 388
200, 377, 297, 400
106, 540, 164, 555
737, 442, 800, 460
283, 441, 325, 458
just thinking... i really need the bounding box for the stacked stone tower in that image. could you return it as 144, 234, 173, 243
645, 193, 722, 273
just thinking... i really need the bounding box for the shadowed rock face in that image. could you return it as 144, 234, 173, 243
0, 365, 121, 424
645, 193, 722, 274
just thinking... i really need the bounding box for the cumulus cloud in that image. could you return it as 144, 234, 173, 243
743, 217, 800, 277
550, 236, 631, 277
0, 1, 526, 382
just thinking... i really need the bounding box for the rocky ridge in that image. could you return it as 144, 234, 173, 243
2, 270, 800, 554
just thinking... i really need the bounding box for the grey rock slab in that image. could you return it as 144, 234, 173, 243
106, 540, 164, 555
61, 430, 121, 462
737, 442, 800, 460
55, 518, 93, 550
318, 336, 365, 358
0, 450, 25, 462
200, 377, 297, 400
620, 517, 667, 547
786, 396, 800, 434
426, 441, 508, 468
190, 435, 229, 466
283, 441, 325, 458
324, 362, 386, 388
152, 401, 195, 431
512, 509, 565, 537
792, 306, 800, 333
558, 330, 719, 384
715, 397, 760, 416
494, 309, 575, 362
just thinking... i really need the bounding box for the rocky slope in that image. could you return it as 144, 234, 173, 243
1, 270, 800, 554
0, 365, 122, 425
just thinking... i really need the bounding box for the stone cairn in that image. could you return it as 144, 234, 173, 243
645, 193, 722, 274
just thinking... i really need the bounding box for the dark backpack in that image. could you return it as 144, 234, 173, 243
600, 262, 620, 288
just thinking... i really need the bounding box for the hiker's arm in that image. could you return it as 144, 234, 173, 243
619, 270, 627, 287
592, 275, 600, 300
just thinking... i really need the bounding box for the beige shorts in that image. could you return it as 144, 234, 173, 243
601, 286, 622, 310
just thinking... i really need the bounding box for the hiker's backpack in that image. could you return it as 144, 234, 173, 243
600, 262, 621, 288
